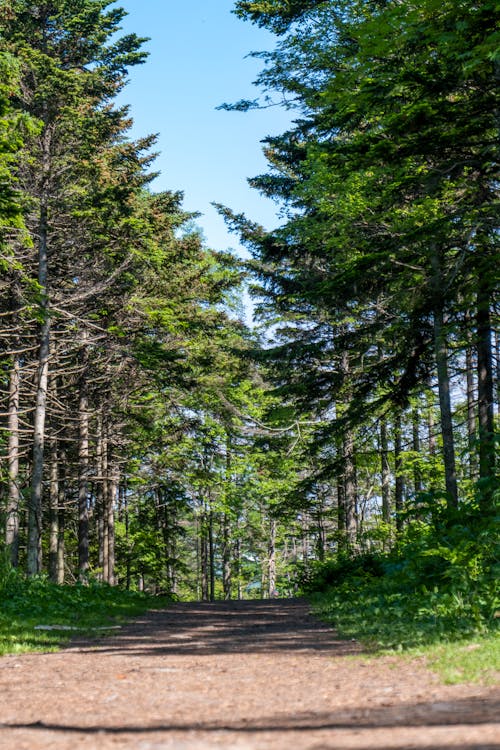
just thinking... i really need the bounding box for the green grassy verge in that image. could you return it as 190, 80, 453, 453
309, 563, 499, 685
0, 575, 171, 655
420, 635, 499, 684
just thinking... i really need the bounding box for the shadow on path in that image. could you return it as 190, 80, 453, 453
70, 598, 360, 657
4, 694, 500, 733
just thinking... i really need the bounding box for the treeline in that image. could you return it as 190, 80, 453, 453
221, 0, 498, 545
0, 0, 317, 598
0, 0, 250, 591
1, 0, 498, 601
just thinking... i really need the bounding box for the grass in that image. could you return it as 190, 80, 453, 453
0, 574, 172, 655
420, 634, 500, 684
311, 584, 499, 685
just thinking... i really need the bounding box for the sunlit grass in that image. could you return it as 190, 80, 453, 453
0, 575, 172, 656
420, 635, 500, 685
311, 575, 499, 685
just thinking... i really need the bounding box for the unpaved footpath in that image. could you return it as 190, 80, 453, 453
0, 600, 498, 750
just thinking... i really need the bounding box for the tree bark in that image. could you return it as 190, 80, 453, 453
107, 462, 117, 585
433, 307, 458, 507
465, 327, 477, 479
268, 517, 276, 597
430, 247, 458, 508
343, 425, 358, 548
6, 355, 20, 566
28, 197, 50, 576
394, 409, 404, 533
208, 506, 215, 602
336, 353, 358, 552
48, 437, 59, 582
57, 470, 66, 585
200, 506, 209, 601
78, 337, 90, 582
222, 512, 232, 600
380, 418, 391, 527
476, 282, 495, 509
412, 407, 422, 497
96, 412, 104, 580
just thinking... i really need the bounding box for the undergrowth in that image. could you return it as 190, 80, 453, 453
0, 569, 172, 655
305, 501, 499, 682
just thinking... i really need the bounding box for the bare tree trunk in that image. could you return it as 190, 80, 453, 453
78, 338, 89, 582
412, 407, 422, 497
315, 507, 326, 561
394, 410, 404, 533
121, 482, 131, 591
6, 355, 20, 565
268, 517, 276, 597
200, 506, 209, 601
235, 525, 242, 601
380, 418, 391, 526
96, 412, 104, 580
476, 285, 495, 509
222, 512, 232, 600
208, 506, 215, 602
344, 426, 358, 548
107, 462, 117, 585
57, 484, 65, 584
465, 332, 477, 479
48, 437, 59, 582
337, 354, 357, 551
428, 396, 437, 457
28, 109, 53, 577
431, 249, 458, 508
101, 426, 109, 584
433, 308, 458, 507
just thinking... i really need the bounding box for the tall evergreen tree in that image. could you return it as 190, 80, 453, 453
225, 0, 499, 515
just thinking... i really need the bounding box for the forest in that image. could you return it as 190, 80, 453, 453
0, 0, 498, 648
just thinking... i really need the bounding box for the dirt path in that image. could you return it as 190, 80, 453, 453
0, 599, 498, 750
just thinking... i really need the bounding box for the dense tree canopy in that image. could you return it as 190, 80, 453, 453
0, 0, 498, 606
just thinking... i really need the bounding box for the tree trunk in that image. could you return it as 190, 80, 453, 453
344, 432, 358, 547
6, 355, 20, 566
28, 123, 51, 576
394, 409, 404, 533
208, 507, 215, 602
48, 437, 59, 582
465, 330, 477, 479
337, 353, 357, 550
235, 526, 242, 601
107, 462, 117, 585
222, 512, 232, 600
315, 507, 326, 561
78, 339, 89, 582
433, 307, 458, 507
268, 517, 276, 597
96, 412, 104, 581
380, 418, 391, 527
412, 407, 422, 497
476, 283, 495, 509
57, 475, 66, 585
101, 425, 109, 584
431, 249, 458, 508
200, 507, 209, 601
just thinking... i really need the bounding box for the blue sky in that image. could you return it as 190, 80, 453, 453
117, 1, 291, 256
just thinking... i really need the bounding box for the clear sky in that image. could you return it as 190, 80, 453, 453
117, 0, 290, 256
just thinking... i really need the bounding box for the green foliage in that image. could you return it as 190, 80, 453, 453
0, 572, 171, 655
307, 508, 499, 651
227, 0, 499, 512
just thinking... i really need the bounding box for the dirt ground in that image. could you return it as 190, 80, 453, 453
0, 599, 498, 750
